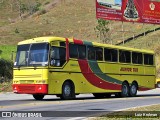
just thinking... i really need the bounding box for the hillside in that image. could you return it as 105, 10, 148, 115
0, 0, 160, 75
0, 0, 159, 45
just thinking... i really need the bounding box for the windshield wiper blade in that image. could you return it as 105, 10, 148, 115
18, 59, 27, 68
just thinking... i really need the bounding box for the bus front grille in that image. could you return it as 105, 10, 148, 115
14, 74, 42, 79
20, 80, 34, 84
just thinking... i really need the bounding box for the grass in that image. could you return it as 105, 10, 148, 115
91, 104, 160, 120
0, 81, 12, 92
0, 45, 16, 61
0, 0, 53, 26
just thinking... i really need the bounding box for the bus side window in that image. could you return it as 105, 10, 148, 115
88, 46, 96, 60
95, 47, 103, 61
50, 47, 66, 67
119, 50, 131, 63
78, 45, 86, 59
132, 52, 142, 64
59, 48, 66, 66
69, 44, 78, 58
144, 54, 153, 65
69, 44, 86, 59
104, 48, 118, 62
50, 47, 60, 66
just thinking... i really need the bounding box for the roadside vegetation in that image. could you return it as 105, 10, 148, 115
0, 45, 16, 88
92, 104, 160, 120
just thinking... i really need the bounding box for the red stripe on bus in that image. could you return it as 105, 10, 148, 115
138, 87, 152, 91
66, 38, 69, 61
73, 39, 83, 45
78, 60, 121, 90
12, 84, 48, 94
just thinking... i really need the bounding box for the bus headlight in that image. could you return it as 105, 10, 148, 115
38, 87, 42, 90
13, 86, 18, 93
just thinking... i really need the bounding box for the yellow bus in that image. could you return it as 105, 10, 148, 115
12, 37, 156, 100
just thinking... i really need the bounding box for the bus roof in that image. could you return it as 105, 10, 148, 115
90, 41, 154, 54
17, 37, 66, 45
17, 36, 154, 54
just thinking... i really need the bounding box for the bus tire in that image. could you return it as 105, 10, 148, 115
33, 94, 44, 100
121, 82, 129, 97
157, 82, 160, 88
129, 82, 138, 97
60, 81, 75, 100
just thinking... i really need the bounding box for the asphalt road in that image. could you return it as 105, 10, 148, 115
0, 88, 160, 120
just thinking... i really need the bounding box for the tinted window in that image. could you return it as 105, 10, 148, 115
119, 50, 131, 63
104, 48, 118, 62
144, 54, 154, 65
60, 42, 66, 47
95, 47, 103, 61
88, 46, 95, 60
132, 52, 142, 64
69, 44, 86, 59
78, 45, 86, 59
88, 46, 103, 61
50, 47, 66, 67
69, 44, 78, 58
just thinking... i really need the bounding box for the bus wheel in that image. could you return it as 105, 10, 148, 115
61, 81, 75, 100
33, 94, 44, 100
129, 82, 138, 97
157, 82, 160, 88
121, 82, 129, 97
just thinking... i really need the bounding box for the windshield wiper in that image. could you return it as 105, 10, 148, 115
17, 59, 27, 68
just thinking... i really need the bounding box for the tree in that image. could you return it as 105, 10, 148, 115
15, 0, 23, 20
13, 0, 41, 20
0, 50, 2, 55
94, 19, 111, 44
0, 59, 13, 82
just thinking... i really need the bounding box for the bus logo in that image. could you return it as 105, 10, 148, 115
2, 112, 12, 117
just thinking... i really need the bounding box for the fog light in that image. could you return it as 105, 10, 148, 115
38, 87, 42, 90
13, 86, 18, 93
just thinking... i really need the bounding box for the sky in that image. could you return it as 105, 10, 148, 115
115, 0, 122, 5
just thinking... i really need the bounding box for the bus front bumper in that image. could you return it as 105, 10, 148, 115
12, 84, 48, 94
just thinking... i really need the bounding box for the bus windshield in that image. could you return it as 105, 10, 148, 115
14, 43, 49, 67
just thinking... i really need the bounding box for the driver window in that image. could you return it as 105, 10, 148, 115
50, 47, 60, 66
50, 46, 66, 67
